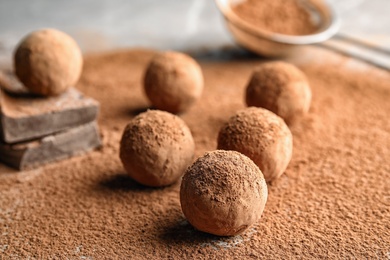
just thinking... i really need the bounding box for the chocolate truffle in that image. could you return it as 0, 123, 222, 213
144, 51, 203, 113
180, 150, 268, 236
14, 28, 83, 96
120, 110, 195, 187
218, 107, 292, 182
245, 61, 311, 124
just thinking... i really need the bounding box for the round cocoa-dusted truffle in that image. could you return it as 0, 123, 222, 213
218, 107, 292, 182
245, 61, 311, 124
180, 150, 268, 236
144, 51, 203, 113
14, 28, 83, 96
120, 110, 195, 187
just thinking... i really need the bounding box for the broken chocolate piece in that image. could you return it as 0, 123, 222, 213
0, 121, 101, 170
0, 70, 29, 95
0, 71, 99, 143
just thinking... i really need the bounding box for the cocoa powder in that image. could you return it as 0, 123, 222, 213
0, 47, 389, 258
232, 0, 318, 35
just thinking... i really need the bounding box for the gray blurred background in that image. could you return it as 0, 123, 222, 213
0, 0, 389, 64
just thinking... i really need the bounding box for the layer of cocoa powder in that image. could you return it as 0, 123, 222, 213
0, 47, 389, 258
233, 0, 318, 35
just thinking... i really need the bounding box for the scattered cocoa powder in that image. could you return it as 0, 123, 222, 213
232, 0, 318, 35
14, 28, 83, 96
180, 150, 268, 236
0, 47, 389, 258
246, 61, 312, 124
120, 109, 194, 187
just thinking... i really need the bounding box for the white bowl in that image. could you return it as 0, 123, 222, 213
215, 0, 340, 57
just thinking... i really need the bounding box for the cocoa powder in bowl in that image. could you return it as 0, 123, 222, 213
218, 107, 293, 182
120, 110, 195, 187
246, 61, 312, 124
180, 150, 268, 236
232, 0, 318, 35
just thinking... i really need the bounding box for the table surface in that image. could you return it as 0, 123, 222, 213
0, 0, 389, 64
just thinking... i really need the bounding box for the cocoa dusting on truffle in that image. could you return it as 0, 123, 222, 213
120, 109, 195, 187
144, 51, 203, 113
246, 61, 312, 124
218, 107, 292, 182
232, 0, 318, 35
180, 150, 268, 236
14, 28, 83, 96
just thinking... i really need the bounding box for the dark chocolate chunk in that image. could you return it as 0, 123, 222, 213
0, 70, 99, 143
0, 121, 101, 170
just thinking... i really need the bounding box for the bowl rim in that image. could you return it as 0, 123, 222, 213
215, 0, 340, 45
